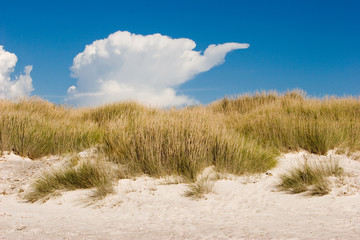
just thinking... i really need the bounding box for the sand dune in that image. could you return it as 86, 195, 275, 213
1, 151, 360, 239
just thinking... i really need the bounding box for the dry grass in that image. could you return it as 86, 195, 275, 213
185, 178, 215, 199
2, 90, 359, 199
0, 98, 102, 158
278, 158, 343, 195
212, 90, 360, 155
184, 166, 221, 198
26, 158, 114, 202
102, 108, 277, 180
81, 101, 153, 125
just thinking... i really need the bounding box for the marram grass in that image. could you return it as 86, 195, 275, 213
26, 159, 114, 202
102, 108, 277, 181
0, 98, 102, 158
213, 90, 360, 155
1, 90, 359, 199
278, 158, 343, 195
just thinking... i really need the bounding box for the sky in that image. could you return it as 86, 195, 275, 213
0, 0, 359, 107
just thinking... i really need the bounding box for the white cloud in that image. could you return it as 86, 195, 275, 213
66, 31, 249, 107
0, 46, 33, 99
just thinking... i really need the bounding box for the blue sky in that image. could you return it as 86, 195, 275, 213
1, 0, 359, 106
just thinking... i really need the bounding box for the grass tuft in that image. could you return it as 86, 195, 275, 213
278, 158, 343, 195
185, 179, 215, 199
26, 159, 113, 202
184, 166, 221, 198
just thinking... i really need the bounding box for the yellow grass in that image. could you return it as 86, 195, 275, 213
0, 98, 101, 158
1, 90, 359, 199
212, 90, 360, 154
103, 108, 277, 180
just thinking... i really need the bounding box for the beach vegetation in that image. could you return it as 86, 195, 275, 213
1, 90, 359, 199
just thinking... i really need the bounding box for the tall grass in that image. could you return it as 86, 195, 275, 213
2, 90, 359, 199
210, 90, 280, 114
81, 101, 153, 125
213, 90, 360, 155
0, 98, 102, 158
102, 108, 277, 180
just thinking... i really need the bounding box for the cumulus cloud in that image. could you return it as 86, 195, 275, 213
66, 31, 249, 107
0, 46, 33, 99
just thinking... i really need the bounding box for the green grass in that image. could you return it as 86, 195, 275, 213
278, 159, 343, 195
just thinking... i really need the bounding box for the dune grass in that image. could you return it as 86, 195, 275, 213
102, 108, 277, 181
26, 158, 113, 202
184, 167, 222, 199
278, 158, 343, 195
213, 90, 360, 155
184, 178, 215, 199
0, 98, 102, 159
81, 101, 153, 125
1, 90, 359, 199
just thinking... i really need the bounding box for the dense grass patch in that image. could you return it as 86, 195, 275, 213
0, 98, 102, 158
81, 101, 153, 125
214, 90, 360, 155
210, 90, 280, 114
102, 109, 277, 180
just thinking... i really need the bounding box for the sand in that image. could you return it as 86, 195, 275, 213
1, 150, 360, 240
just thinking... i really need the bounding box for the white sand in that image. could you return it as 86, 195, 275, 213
1, 151, 360, 240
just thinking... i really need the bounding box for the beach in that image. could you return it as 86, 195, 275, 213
1, 151, 360, 240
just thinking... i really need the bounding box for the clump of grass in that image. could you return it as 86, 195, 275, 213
278, 159, 343, 195
184, 166, 221, 199
214, 136, 278, 175
185, 178, 215, 199
26, 159, 113, 202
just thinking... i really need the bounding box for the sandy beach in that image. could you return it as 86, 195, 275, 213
1, 151, 360, 240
